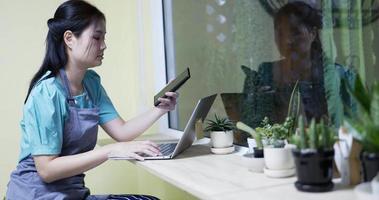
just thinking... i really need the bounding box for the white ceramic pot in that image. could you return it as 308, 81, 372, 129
210, 130, 233, 148
372, 173, 379, 195
247, 138, 256, 153
242, 153, 265, 173
264, 146, 295, 170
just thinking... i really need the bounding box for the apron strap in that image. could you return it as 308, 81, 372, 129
83, 83, 96, 106
59, 69, 76, 106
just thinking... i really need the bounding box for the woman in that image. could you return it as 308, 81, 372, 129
243, 1, 355, 127
6, 1, 176, 199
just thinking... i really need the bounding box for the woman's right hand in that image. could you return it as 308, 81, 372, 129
108, 140, 162, 161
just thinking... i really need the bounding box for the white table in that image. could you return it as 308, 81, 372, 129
123, 136, 356, 200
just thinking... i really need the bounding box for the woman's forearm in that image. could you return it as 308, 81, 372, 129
34, 144, 114, 183
116, 107, 166, 141
101, 92, 177, 142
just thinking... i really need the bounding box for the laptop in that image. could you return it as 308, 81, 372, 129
109, 94, 216, 160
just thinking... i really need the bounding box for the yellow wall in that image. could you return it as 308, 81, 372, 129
0, 0, 196, 199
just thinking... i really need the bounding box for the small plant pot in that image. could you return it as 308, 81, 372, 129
253, 147, 264, 158
293, 149, 334, 192
247, 138, 268, 153
210, 131, 233, 148
263, 146, 296, 178
264, 147, 295, 170
361, 151, 379, 182
242, 153, 265, 173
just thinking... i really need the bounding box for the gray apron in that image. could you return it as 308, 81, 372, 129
7, 69, 104, 200
7, 70, 159, 200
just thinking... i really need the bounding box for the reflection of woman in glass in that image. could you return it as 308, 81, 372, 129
255, 2, 354, 127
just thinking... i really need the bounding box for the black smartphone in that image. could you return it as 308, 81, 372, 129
154, 67, 191, 106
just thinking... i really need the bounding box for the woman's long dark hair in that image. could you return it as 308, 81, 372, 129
273, 1, 324, 68
24, 0, 105, 103
274, 2, 328, 122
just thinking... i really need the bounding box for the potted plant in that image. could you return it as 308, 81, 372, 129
204, 114, 235, 149
291, 116, 337, 192
253, 117, 296, 178
257, 116, 294, 148
344, 76, 379, 182
237, 121, 265, 173
236, 121, 264, 157
250, 80, 300, 177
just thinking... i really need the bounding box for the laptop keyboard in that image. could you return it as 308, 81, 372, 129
139, 143, 177, 157
159, 143, 177, 156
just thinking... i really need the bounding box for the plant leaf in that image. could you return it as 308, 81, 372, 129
287, 80, 300, 120
324, 63, 343, 128
298, 115, 307, 149
371, 83, 379, 126
362, 124, 379, 152
309, 119, 317, 149
236, 121, 263, 148
352, 76, 371, 114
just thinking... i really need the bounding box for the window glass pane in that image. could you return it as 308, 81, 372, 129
164, 0, 379, 144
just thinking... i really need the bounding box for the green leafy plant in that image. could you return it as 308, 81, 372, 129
344, 76, 379, 153
204, 114, 235, 132
249, 80, 300, 148
236, 121, 264, 149
255, 116, 294, 148
324, 63, 345, 128
291, 115, 336, 150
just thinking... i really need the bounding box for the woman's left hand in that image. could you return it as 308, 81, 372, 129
156, 92, 178, 112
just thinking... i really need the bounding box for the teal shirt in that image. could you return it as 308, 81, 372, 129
19, 70, 119, 161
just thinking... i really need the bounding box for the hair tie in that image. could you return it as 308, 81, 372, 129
47, 18, 62, 41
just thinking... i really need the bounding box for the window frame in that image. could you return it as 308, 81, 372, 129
151, 0, 183, 137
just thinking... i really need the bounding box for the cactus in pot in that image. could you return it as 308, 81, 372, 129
291, 115, 337, 192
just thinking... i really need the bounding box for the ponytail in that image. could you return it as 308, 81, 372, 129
24, 0, 105, 103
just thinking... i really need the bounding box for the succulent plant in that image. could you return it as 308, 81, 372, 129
254, 116, 294, 148
204, 114, 235, 132
291, 115, 336, 150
